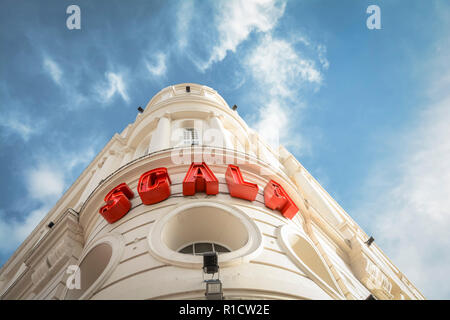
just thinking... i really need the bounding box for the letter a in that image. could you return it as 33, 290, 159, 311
366, 5, 381, 30
66, 5, 81, 30
183, 162, 219, 196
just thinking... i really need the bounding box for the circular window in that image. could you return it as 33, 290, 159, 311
148, 201, 263, 268
64, 233, 124, 300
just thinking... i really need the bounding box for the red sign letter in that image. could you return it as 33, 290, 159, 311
99, 183, 134, 224
183, 162, 219, 196
264, 180, 298, 219
138, 167, 171, 205
225, 165, 259, 201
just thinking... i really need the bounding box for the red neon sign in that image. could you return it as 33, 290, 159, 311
182, 162, 219, 196
264, 180, 299, 219
225, 164, 259, 201
99, 183, 134, 223
99, 163, 299, 224
138, 167, 171, 205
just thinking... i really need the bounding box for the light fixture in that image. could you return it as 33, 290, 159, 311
203, 251, 219, 275
365, 236, 375, 247
205, 279, 223, 300
137, 106, 144, 113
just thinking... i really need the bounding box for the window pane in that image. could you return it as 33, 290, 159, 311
184, 128, 199, 146
213, 243, 230, 253
179, 244, 194, 254
195, 243, 213, 255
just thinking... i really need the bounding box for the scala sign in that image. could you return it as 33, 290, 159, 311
99, 162, 299, 224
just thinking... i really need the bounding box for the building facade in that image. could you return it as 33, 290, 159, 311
0, 83, 424, 300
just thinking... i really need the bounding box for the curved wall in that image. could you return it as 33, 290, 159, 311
77, 150, 341, 300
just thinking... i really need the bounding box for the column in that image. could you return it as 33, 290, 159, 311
149, 114, 171, 153
208, 114, 233, 149
78, 150, 118, 204
97, 150, 118, 180
119, 146, 135, 166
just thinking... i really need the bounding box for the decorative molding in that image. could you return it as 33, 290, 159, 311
62, 232, 125, 300
26, 210, 84, 295
349, 237, 393, 299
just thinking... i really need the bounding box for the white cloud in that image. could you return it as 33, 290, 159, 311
317, 44, 330, 70
0, 165, 65, 255
190, 0, 286, 71
354, 31, 450, 298
246, 34, 322, 97
0, 141, 98, 256
176, 0, 194, 50
97, 72, 130, 104
1, 117, 34, 141
43, 58, 62, 85
245, 34, 323, 153
0, 113, 44, 141
14, 207, 50, 244
26, 166, 65, 200
145, 52, 167, 77
357, 94, 450, 299
0, 206, 53, 253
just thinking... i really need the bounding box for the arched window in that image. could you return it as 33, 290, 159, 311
179, 242, 231, 255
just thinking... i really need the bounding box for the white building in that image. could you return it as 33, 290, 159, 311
0, 83, 424, 300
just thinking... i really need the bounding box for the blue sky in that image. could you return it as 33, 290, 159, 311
1, 0, 449, 299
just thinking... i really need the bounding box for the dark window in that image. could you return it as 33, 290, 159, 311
179, 242, 231, 256
184, 128, 199, 146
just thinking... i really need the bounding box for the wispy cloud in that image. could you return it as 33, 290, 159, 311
357, 94, 450, 299
0, 165, 65, 254
176, 0, 194, 50
0, 142, 98, 257
145, 52, 167, 77
354, 27, 450, 299
244, 34, 324, 153
96, 72, 130, 104
177, 0, 286, 72
246, 34, 322, 97
43, 57, 62, 85
174, 0, 325, 153
203, 0, 286, 71
0, 113, 45, 141
0, 206, 50, 253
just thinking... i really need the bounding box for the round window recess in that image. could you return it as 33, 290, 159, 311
148, 201, 263, 268
277, 225, 344, 299
64, 233, 124, 300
